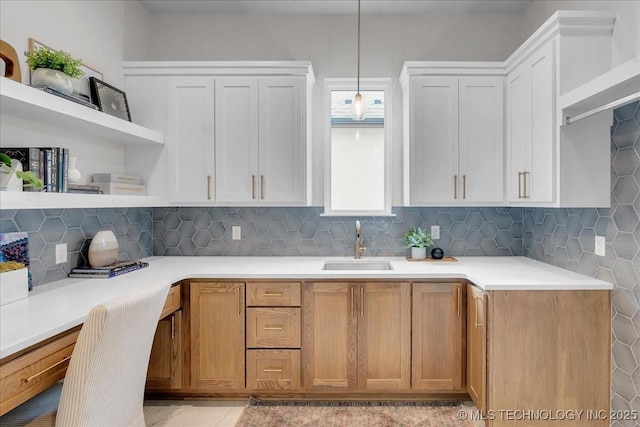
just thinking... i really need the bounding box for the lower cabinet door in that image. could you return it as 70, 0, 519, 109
147, 310, 183, 390
467, 285, 487, 412
412, 283, 464, 391
190, 282, 245, 391
247, 350, 301, 390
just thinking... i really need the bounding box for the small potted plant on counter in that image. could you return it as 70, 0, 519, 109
403, 226, 433, 260
0, 260, 28, 305
26, 46, 84, 95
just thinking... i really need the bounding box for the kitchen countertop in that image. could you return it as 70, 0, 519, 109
0, 255, 612, 359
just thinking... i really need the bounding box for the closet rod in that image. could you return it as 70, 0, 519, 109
565, 91, 640, 125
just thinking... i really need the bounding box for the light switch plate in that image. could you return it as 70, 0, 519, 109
431, 225, 440, 240
595, 236, 605, 256
232, 226, 241, 240
55, 243, 67, 264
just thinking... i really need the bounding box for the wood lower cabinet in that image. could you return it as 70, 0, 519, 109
146, 310, 183, 390
467, 284, 486, 412
190, 282, 245, 391
412, 283, 464, 391
247, 349, 300, 390
303, 282, 411, 391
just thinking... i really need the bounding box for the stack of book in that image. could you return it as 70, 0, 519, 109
35, 85, 99, 110
68, 184, 103, 194
0, 147, 69, 192
92, 173, 146, 196
68, 260, 149, 279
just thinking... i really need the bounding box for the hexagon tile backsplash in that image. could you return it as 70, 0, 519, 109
523, 101, 640, 423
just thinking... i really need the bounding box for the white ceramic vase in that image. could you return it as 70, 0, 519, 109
31, 68, 73, 95
411, 247, 427, 260
68, 156, 81, 184
88, 230, 119, 267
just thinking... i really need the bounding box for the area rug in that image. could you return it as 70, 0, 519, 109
235, 398, 475, 427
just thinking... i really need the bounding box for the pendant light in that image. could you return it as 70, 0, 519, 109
351, 0, 366, 121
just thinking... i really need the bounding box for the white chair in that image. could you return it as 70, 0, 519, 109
55, 280, 171, 427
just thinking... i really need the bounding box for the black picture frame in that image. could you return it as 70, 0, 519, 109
89, 77, 132, 122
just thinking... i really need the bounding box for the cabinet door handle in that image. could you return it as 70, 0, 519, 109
24, 355, 72, 383
350, 286, 354, 316
260, 175, 265, 200
523, 171, 529, 199
171, 313, 175, 340
360, 286, 364, 316
263, 325, 283, 330
475, 297, 483, 327
252, 175, 256, 199
457, 286, 461, 317
454, 175, 458, 199
462, 175, 466, 199
263, 368, 283, 373
206, 175, 212, 200
236, 287, 242, 316
263, 292, 283, 297
517, 172, 523, 199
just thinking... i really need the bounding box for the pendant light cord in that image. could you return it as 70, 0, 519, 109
357, 0, 361, 94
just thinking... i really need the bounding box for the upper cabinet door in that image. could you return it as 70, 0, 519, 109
459, 77, 504, 203
258, 77, 304, 204
167, 77, 215, 203
410, 77, 459, 205
215, 78, 260, 203
505, 64, 530, 203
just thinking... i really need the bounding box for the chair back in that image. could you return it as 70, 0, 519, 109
55, 280, 170, 427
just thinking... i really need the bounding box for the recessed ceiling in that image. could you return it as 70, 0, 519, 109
139, 0, 533, 14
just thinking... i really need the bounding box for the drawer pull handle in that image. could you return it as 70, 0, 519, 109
263, 368, 283, 373
263, 292, 283, 297
475, 297, 483, 327
263, 325, 283, 330
24, 355, 72, 383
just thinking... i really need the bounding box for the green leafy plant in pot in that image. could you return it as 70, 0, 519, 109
26, 46, 83, 95
0, 153, 44, 191
403, 226, 433, 260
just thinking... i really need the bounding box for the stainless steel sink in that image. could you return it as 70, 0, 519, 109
322, 260, 393, 271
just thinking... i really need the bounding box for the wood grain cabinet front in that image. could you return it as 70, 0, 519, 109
246, 349, 301, 390
0, 329, 79, 415
247, 307, 301, 348
246, 282, 301, 307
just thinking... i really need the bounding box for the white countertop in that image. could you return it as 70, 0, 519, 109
0, 256, 612, 359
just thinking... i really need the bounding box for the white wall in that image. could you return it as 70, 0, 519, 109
0, 0, 151, 183
143, 12, 525, 205
522, 1, 640, 67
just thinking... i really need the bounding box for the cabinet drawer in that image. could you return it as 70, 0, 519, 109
247, 308, 300, 348
247, 350, 301, 390
0, 330, 79, 415
246, 282, 301, 306
160, 284, 181, 319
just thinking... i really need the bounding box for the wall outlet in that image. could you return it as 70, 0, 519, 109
595, 236, 605, 256
232, 226, 241, 240
55, 243, 67, 264
431, 225, 440, 240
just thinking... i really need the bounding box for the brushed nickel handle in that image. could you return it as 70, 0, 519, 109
263, 368, 283, 373
263, 325, 283, 330
24, 355, 72, 383
475, 297, 483, 327
350, 286, 354, 316
260, 175, 265, 200
457, 286, 461, 317
252, 175, 256, 199
462, 175, 466, 200
171, 314, 175, 340
206, 175, 212, 200
523, 171, 530, 199
454, 175, 458, 199
263, 292, 283, 297
360, 286, 364, 316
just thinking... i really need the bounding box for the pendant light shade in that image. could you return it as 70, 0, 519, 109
352, 0, 366, 121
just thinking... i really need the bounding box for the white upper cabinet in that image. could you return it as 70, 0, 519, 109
123, 61, 314, 206
401, 67, 504, 206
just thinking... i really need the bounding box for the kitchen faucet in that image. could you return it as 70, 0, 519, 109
354, 220, 366, 259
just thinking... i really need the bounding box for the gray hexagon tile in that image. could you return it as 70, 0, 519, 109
0, 207, 152, 287
524, 101, 640, 416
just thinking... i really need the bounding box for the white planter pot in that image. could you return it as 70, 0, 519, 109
32, 68, 73, 95
411, 247, 427, 260
0, 268, 29, 306
88, 230, 119, 267
0, 159, 23, 191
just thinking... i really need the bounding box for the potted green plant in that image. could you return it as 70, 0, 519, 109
0, 261, 28, 305
0, 153, 44, 191
26, 46, 83, 95
403, 226, 434, 260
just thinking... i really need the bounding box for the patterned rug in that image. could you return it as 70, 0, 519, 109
235, 398, 475, 427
